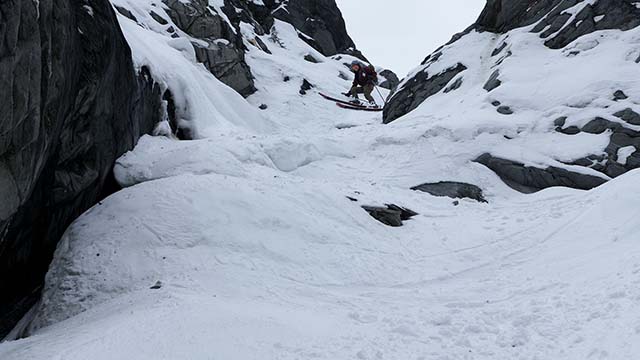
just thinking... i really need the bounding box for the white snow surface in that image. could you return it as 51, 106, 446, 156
617, 146, 636, 165
2, 2, 640, 359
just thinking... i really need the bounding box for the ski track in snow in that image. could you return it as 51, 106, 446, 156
2, 2, 640, 359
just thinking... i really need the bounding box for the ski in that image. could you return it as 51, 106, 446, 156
320, 92, 382, 110
336, 102, 383, 112
319, 92, 357, 106
319, 93, 375, 108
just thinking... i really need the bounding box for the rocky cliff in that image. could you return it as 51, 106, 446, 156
383, 0, 640, 192
0, 0, 163, 336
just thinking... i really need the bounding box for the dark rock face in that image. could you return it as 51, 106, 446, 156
383, 63, 467, 124
444, 77, 464, 93
496, 106, 513, 115
534, 0, 640, 49
362, 205, 418, 227
299, 79, 314, 95
557, 126, 581, 135
475, 154, 607, 193
613, 90, 629, 101
614, 108, 640, 126
478, 0, 640, 49
304, 54, 319, 63
0, 0, 161, 337
272, 0, 359, 57
224, 0, 363, 60
412, 182, 488, 203
581, 117, 617, 134
554, 113, 640, 178
379, 70, 400, 91
476, 0, 565, 33
163, 0, 257, 96
483, 70, 502, 92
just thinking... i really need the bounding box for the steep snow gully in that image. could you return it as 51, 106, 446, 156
2, 0, 640, 359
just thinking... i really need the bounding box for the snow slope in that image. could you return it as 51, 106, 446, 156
2, 1, 640, 359
2, 143, 640, 358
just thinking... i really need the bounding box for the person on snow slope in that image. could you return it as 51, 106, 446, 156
343, 61, 378, 106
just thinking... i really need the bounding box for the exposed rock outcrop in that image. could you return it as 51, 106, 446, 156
475, 154, 607, 193
383, 63, 467, 124
0, 0, 162, 337
271, 0, 363, 58
379, 69, 400, 91
531, 0, 640, 49
555, 110, 640, 179
362, 205, 418, 227
163, 0, 257, 96
412, 182, 487, 203
477, 0, 640, 49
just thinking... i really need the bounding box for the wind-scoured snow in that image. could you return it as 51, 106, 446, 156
2, 1, 640, 359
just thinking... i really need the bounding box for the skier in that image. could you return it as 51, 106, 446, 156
343, 61, 378, 106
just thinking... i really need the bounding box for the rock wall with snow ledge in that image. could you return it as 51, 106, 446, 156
0, 0, 395, 337
0, 0, 163, 336
384, 0, 640, 192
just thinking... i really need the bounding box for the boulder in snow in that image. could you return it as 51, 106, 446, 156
411, 182, 488, 203
362, 205, 417, 227
475, 153, 607, 193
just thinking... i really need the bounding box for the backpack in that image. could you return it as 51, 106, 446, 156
364, 65, 378, 84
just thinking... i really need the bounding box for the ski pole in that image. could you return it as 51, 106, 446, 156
375, 86, 388, 106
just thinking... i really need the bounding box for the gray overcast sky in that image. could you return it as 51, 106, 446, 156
335, 0, 486, 77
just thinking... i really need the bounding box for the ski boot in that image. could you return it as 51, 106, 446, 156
349, 96, 363, 106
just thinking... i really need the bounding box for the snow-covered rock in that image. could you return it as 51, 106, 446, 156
384, 0, 640, 191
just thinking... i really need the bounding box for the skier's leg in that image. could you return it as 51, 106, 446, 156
349, 85, 360, 99
364, 84, 376, 104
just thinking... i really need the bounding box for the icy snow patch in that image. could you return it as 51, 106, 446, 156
617, 146, 636, 165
